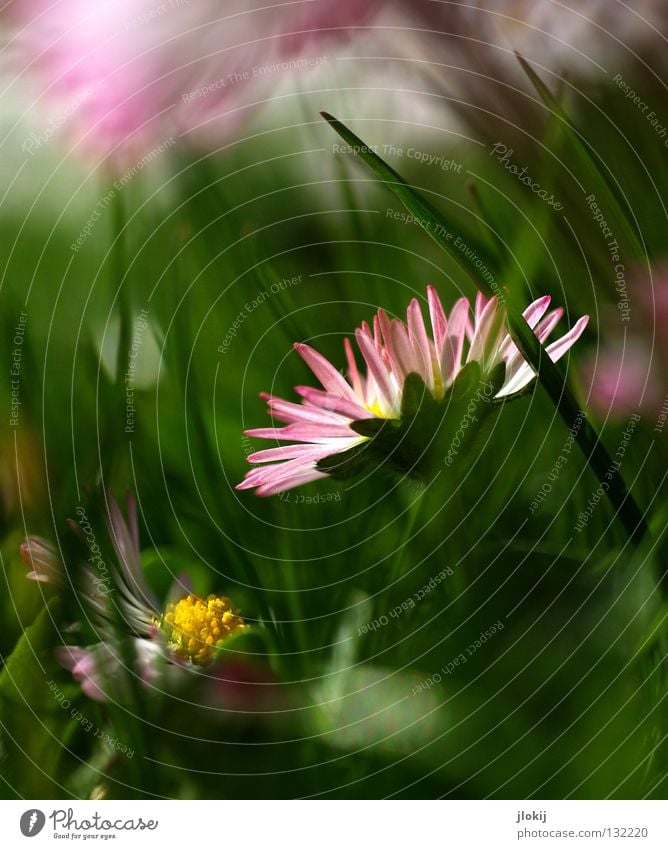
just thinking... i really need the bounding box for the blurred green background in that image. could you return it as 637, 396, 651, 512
1, 7, 668, 799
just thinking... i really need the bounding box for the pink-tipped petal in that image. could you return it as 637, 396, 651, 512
58, 639, 165, 702
499, 305, 566, 377
373, 313, 384, 350
546, 315, 590, 361
264, 397, 349, 426
58, 646, 110, 703
27, 571, 51, 583
389, 318, 421, 379
468, 296, 503, 366
344, 337, 364, 398
406, 298, 433, 387
499, 313, 589, 397
497, 363, 537, 398
247, 422, 357, 441
427, 286, 448, 353
535, 307, 565, 343
355, 327, 397, 413
285, 422, 360, 440
439, 297, 470, 387
474, 291, 488, 325
376, 310, 404, 379
294, 343, 358, 402
256, 468, 330, 497
20, 536, 62, 586
239, 450, 343, 493
106, 493, 142, 583
295, 386, 368, 419
105, 492, 159, 621
522, 295, 552, 329
248, 442, 351, 464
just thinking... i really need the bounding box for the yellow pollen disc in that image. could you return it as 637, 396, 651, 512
365, 400, 387, 418
162, 593, 245, 665
432, 362, 444, 400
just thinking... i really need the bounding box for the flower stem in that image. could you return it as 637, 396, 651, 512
111, 187, 132, 413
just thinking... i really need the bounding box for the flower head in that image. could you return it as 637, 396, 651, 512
237, 287, 589, 496
24, 491, 246, 701
164, 593, 245, 666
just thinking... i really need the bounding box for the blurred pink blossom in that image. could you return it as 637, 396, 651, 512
411, 0, 665, 71
392, 0, 668, 142
583, 267, 668, 418
20, 535, 62, 584
8, 0, 380, 161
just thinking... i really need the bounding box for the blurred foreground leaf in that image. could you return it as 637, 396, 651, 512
0, 600, 80, 798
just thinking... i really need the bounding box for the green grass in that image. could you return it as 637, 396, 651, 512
1, 66, 667, 799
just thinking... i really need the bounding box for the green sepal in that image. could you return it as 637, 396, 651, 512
400, 372, 441, 420
316, 441, 376, 480
350, 418, 392, 438
319, 366, 505, 484
448, 361, 483, 402
486, 361, 507, 398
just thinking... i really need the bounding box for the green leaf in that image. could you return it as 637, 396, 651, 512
0, 601, 78, 797
466, 180, 507, 268
0, 600, 59, 705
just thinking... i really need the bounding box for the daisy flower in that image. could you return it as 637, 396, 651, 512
237, 287, 589, 496
21, 492, 246, 701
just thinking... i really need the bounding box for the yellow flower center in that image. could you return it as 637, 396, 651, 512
432, 360, 444, 400
163, 593, 245, 665
365, 400, 386, 418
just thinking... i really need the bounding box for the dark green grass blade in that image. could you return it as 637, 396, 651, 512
515, 53, 644, 259
320, 112, 496, 291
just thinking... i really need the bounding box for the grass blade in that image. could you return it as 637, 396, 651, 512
320, 112, 496, 292
515, 53, 644, 259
